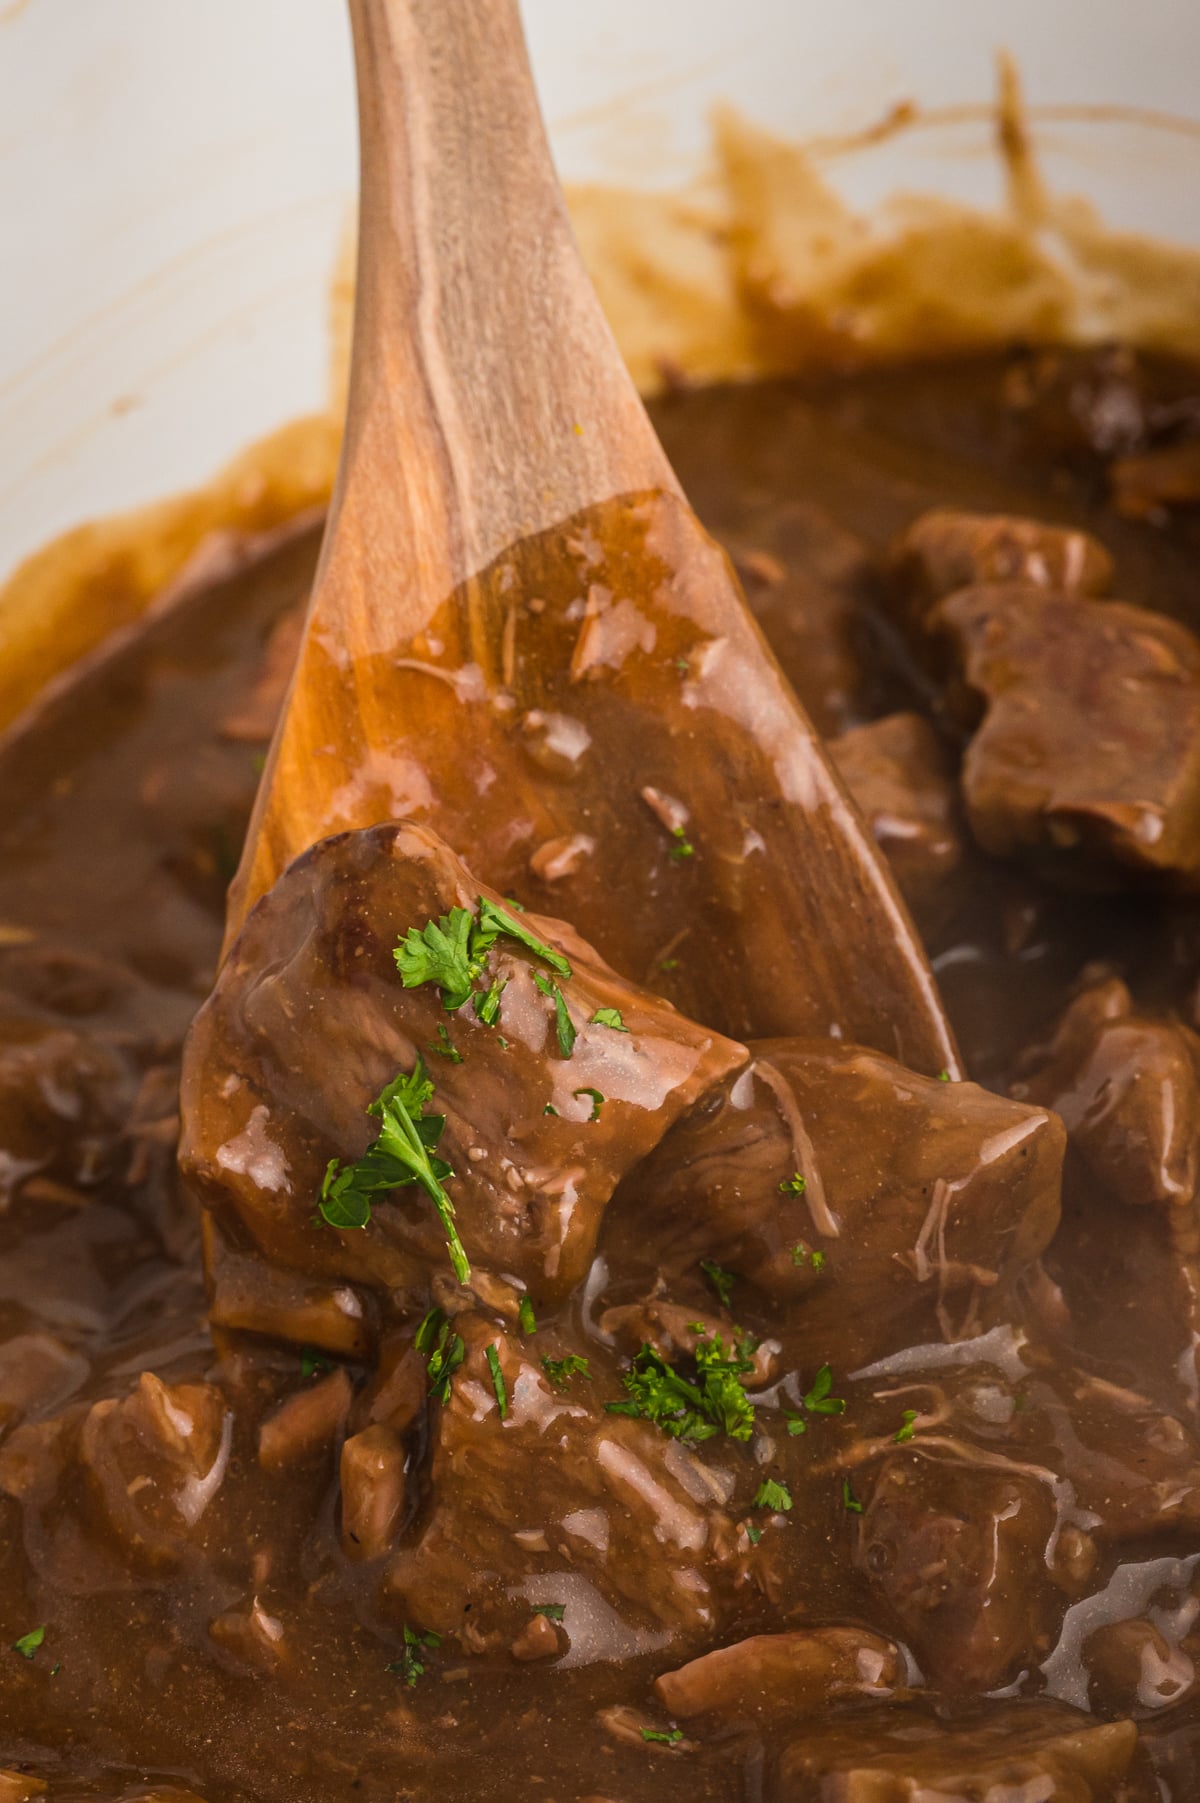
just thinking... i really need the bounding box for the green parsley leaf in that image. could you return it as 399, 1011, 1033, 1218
318, 1056, 469, 1282
532, 1603, 565, 1621
641, 1728, 684, 1746
573, 1085, 604, 1121
518, 1295, 537, 1336
473, 975, 508, 1026
606, 1330, 755, 1446
668, 826, 695, 861
745, 1523, 762, 1545
802, 1363, 846, 1416
394, 907, 482, 1010
387, 1624, 442, 1687
416, 1308, 466, 1404
811, 1249, 826, 1273
784, 1410, 807, 1436
485, 1343, 509, 1420
541, 1354, 591, 1390
300, 1347, 332, 1379
428, 1022, 463, 1063
675, 656, 690, 675
591, 1007, 628, 1032
543, 1103, 559, 1116
843, 1477, 863, 1514
894, 1409, 919, 1443
699, 1259, 736, 1308
12, 1626, 45, 1660
937, 1068, 951, 1082
753, 1478, 793, 1512
780, 1171, 806, 1195
533, 972, 576, 1057
476, 896, 571, 980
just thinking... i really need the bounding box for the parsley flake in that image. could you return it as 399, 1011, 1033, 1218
811, 1249, 826, 1273
387, 1623, 442, 1687
532, 1603, 565, 1621
843, 1477, 864, 1514
541, 1354, 591, 1390
394, 907, 482, 1010
518, 1295, 537, 1335
802, 1364, 846, 1417
937, 1068, 951, 1082
573, 1086, 605, 1121
428, 1023, 463, 1063
668, 826, 695, 861
416, 1307, 467, 1404
753, 1478, 793, 1512
533, 972, 576, 1057
318, 1056, 468, 1282
485, 1343, 509, 1419
300, 1347, 333, 1379
11, 1626, 45, 1661
476, 896, 571, 980
543, 1103, 559, 1116
591, 1007, 628, 1032
784, 1411, 806, 1436
606, 1330, 755, 1445
780, 1172, 806, 1196
894, 1409, 919, 1443
641, 1728, 684, 1746
699, 1259, 736, 1308
473, 975, 508, 1026
745, 1523, 762, 1545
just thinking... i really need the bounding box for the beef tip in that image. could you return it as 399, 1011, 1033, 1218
79, 1373, 231, 1567
853, 1450, 1059, 1691
203, 1214, 375, 1359
208, 1595, 289, 1675
1015, 979, 1200, 1216
778, 1700, 1146, 1801
340, 1423, 406, 1559
889, 506, 1113, 628
0, 994, 130, 1204
1086, 1617, 1197, 1716
653, 1626, 899, 1722
0, 1332, 89, 1437
385, 1315, 734, 1657
1037, 1366, 1200, 1546
510, 1610, 562, 1662
936, 585, 1200, 886
180, 821, 746, 1317
829, 712, 965, 936
609, 1040, 1062, 1367
258, 1367, 352, 1472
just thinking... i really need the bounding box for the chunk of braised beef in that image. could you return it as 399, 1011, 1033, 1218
384, 1315, 734, 1658
937, 586, 1200, 886
852, 1450, 1059, 1692
777, 1701, 1147, 1802
179, 821, 746, 1320
340, 1423, 406, 1560
1086, 1617, 1198, 1717
257, 1366, 351, 1472
830, 712, 965, 936
599, 1298, 776, 1386
609, 1040, 1062, 1368
653, 1626, 900, 1722
888, 506, 1113, 629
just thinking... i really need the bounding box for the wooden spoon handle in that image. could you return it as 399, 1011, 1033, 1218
343, 0, 675, 588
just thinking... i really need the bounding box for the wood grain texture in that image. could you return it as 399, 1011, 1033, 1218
228, 0, 960, 1076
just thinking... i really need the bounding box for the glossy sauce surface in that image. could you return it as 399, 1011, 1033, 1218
1, 350, 1199, 1800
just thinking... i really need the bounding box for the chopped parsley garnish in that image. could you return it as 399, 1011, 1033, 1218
790, 1242, 825, 1271
745, 1523, 762, 1545
532, 1603, 565, 1621
476, 896, 571, 980
894, 1409, 919, 1443
541, 1354, 591, 1390
753, 1478, 793, 1512
300, 1347, 332, 1379
473, 975, 507, 1026
518, 1295, 537, 1335
675, 657, 690, 675
843, 1477, 863, 1514
543, 1103, 559, 1117
394, 907, 482, 1010
387, 1623, 442, 1687
699, 1259, 736, 1308
802, 1364, 846, 1416
641, 1728, 684, 1746
428, 1023, 463, 1063
591, 1007, 628, 1032
784, 1411, 806, 1436
533, 972, 576, 1058
318, 1056, 468, 1282
606, 1330, 755, 1445
485, 1344, 509, 1419
937, 1068, 951, 1082
11, 1626, 45, 1660
810, 1249, 826, 1273
573, 1086, 605, 1121
780, 1172, 806, 1196
416, 1307, 466, 1404
668, 826, 695, 861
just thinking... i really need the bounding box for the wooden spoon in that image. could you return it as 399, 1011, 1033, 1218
227, 0, 960, 1075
